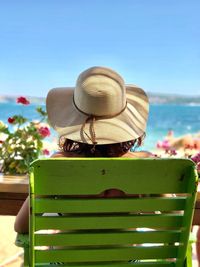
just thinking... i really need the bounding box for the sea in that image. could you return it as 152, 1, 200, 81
0, 102, 199, 151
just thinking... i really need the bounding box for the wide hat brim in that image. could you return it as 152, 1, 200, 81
46, 85, 149, 144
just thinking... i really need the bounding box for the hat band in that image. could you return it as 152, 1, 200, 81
73, 95, 127, 147
73, 95, 127, 119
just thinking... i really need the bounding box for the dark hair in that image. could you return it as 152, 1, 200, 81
59, 133, 145, 157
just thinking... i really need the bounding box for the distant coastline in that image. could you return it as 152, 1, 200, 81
0, 93, 200, 105
148, 93, 200, 105
0, 95, 44, 104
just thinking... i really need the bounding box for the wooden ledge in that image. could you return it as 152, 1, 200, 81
0, 173, 28, 193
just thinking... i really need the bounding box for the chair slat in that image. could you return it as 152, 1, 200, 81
35, 245, 178, 263
35, 197, 187, 213
35, 214, 183, 231
35, 261, 175, 267
35, 230, 181, 246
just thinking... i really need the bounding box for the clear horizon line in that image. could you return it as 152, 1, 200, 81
0, 92, 199, 98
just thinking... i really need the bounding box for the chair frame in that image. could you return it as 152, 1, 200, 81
16, 158, 198, 267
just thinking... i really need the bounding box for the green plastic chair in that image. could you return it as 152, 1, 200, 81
16, 158, 198, 267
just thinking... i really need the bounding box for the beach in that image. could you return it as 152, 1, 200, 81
0, 216, 23, 266
1, 0, 200, 263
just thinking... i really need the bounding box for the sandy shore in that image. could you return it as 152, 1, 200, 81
0, 216, 23, 267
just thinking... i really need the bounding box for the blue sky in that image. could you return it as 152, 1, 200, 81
0, 0, 199, 97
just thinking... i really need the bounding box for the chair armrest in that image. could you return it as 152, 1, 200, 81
15, 233, 29, 248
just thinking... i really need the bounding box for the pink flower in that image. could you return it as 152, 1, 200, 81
156, 140, 170, 150
162, 140, 170, 149
17, 96, 30, 105
170, 149, 177, 156
38, 126, 50, 138
191, 152, 200, 164
197, 163, 200, 173
156, 141, 162, 149
8, 117, 15, 124
42, 149, 50, 156
184, 144, 194, 150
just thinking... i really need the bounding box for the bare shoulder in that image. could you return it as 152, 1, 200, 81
51, 151, 84, 158
51, 151, 66, 158
124, 151, 155, 158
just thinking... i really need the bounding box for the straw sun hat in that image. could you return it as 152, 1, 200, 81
46, 66, 149, 145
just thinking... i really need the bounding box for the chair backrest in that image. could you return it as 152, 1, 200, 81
29, 158, 197, 267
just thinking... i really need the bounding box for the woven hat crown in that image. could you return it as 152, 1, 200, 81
74, 67, 126, 116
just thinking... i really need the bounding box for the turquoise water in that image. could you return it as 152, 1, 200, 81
0, 103, 199, 150
145, 104, 200, 150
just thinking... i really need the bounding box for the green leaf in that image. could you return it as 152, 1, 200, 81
13, 115, 28, 125
36, 107, 47, 117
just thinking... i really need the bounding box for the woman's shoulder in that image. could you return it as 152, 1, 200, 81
51, 150, 154, 159
51, 151, 84, 158
122, 151, 155, 158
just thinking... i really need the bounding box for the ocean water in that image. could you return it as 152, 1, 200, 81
145, 104, 200, 150
0, 102, 199, 151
